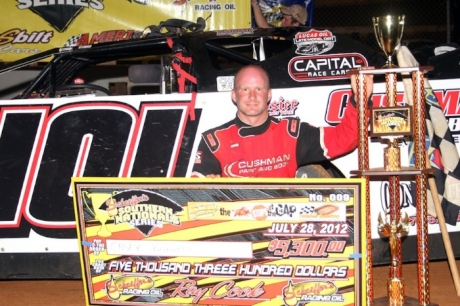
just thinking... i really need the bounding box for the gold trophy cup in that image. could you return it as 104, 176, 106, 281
370, 15, 437, 306
82, 190, 117, 237
373, 15, 405, 67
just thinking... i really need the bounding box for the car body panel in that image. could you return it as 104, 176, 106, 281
1, 26, 460, 279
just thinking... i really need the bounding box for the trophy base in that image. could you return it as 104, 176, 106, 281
374, 296, 438, 305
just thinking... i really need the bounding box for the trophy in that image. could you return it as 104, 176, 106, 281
373, 15, 405, 68
365, 14, 438, 306
82, 190, 118, 237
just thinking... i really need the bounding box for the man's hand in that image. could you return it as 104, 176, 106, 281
205, 174, 221, 178
351, 66, 374, 101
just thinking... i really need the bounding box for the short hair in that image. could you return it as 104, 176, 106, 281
233, 65, 271, 88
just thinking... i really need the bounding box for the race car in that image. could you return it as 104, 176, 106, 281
1, 22, 459, 279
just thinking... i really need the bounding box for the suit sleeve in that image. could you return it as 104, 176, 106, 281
190, 136, 222, 177
320, 97, 359, 159
296, 97, 359, 166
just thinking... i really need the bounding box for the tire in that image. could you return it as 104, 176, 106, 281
296, 164, 333, 178
295, 161, 345, 178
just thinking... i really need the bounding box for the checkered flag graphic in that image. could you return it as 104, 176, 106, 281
63, 34, 82, 47
300, 205, 315, 215
398, 46, 460, 225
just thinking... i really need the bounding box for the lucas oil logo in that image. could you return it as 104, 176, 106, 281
293, 29, 336, 55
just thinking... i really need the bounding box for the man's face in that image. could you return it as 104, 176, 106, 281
231, 67, 272, 126
281, 14, 299, 27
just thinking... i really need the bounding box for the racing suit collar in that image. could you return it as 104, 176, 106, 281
235, 115, 271, 137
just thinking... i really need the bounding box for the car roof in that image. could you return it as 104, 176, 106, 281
1, 26, 387, 98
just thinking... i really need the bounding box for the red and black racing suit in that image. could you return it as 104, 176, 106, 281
191, 99, 359, 178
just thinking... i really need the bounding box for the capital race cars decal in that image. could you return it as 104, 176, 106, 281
288, 30, 370, 82
288, 53, 368, 82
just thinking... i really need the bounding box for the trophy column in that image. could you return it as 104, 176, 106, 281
350, 66, 437, 306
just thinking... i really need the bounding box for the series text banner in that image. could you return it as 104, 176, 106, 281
72, 178, 367, 306
1, 0, 251, 62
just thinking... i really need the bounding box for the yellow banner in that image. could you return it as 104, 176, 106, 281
1, 0, 251, 62
72, 177, 368, 306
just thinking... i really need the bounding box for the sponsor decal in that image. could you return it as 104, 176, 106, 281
233, 206, 250, 217
216, 28, 254, 37
251, 204, 269, 220
0, 43, 40, 56
206, 132, 217, 146
224, 154, 291, 177
325, 88, 460, 128
89, 238, 105, 256
83, 189, 183, 237
193, 0, 237, 11
0, 29, 53, 46
268, 203, 296, 217
379, 181, 414, 213
105, 275, 162, 300
216, 76, 234, 91
408, 213, 460, 226
216, 203, 269, 219
63, 30, 139, 47
377, 182, 460, 226
0, 29, 137, 50
269, 96, 299, 117
293, 29, 336, 55
188, 200, 346, 222
315, 204, 340, 215
283, 280, 344, 305
188, 202, 219, 219
288, 53, 367, 82
194, 150, 203, 164
16, 0, 105, 32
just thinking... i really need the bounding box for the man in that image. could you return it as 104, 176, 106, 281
191, 65, 373, 178
251, 2, 308, 28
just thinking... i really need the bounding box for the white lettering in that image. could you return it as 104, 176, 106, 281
16, 0, 103, 10
194, 4, 221, 11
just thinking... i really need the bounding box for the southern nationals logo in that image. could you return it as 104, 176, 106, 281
106, 189, 183, 236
